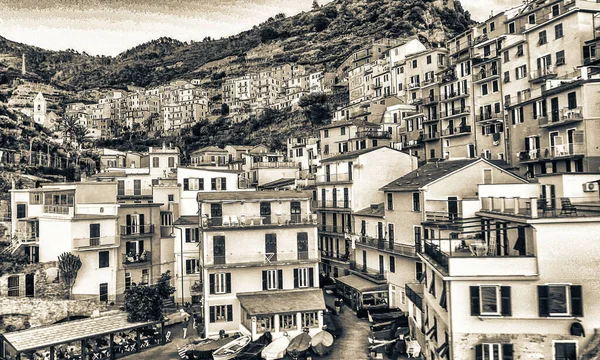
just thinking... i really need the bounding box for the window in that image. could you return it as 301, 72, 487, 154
210, 305, 233, 323
388, 223, 395, 243
297, 232, 309, 260
481, 84, 489, 96
323, 129, 329, 138
567, 92, 577, 109
489, 22, 495, 32
387, 193, 393, 210
538, 285, 583, 317
503, 51, 509, 63
99, 283, 108, 302
411, 192, 421, 211
280, 314, 297, 331
99, 251, 109, 268
262, 269, 282, 290
407, 119, 414, 132
516, 44, 524, 57
539, 30, 547, 45
210, 177, 227, 191
552, 4, 560, 16
415, 262, 423, 281
8, 276, 19, 297
16, 204, 26, 219
168, 157, 175, 168
508, 22, 515, 34
470, 286, 512, 316
412, 60, 418, 68
185, 259, 199, 274
515, 65, 527, 79
125, 272, 131, 290
529, 14, 536, 24
555, 24, 564, 39
554, 342, 577, 360
429, 270, 436, 297
210, 272, 231, 294
256, 316, 274, 334
324, 145, 329, 155
294, 267, 314, 288
185, 228, 200, 243
492, 80, 499, 93
302, 312, 318, 328
475, 344, 514, 360
340, 127, 346, 136
152, 157, 159, 167
426, 55, 432, 64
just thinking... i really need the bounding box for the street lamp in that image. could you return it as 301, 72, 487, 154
172, 226, 185, 308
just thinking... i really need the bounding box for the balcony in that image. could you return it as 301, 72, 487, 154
312, 200, 352, 210
355, 130, 392, 139
409, 97, 423, 105
478, 191, 594, 219
118, 188, 153, 198
423, 211, 463, 228
43, 205, 73, 216
420, 239, 537, 277
442, 90, 469, 102
402, 137, 424, 149
475, 113, 503, 123
120, 224, 155, 236
529, 66, 557, 83
319, 224, 345, 236
349, 261, 386, 282
408, 82, 421, 90
315, 173, 352, 184
538, 107, 583, 128
518, 142, 585, 162
252, 161, 297, 169
439, 107, 470, 119
73, 236, 118, 250
423, 131, 441, 142
122, 251, 151, 266
422, 95, 440, 105
504, 92, 532, 108
442, 125, 472, 137
422, 78, 437, 87
202, 213, 316, 229
321, 250, 351, 263
472, 70, 499, 84
356, 236, 416, 258
208, 250, 318, 268
439, 71, 457, 84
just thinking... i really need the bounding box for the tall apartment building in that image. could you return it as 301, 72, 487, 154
408, 172, 600, 360
195, 191, 324, 340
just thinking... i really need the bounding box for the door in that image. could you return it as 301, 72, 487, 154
211, 204, 222, 226
265, 234, 277, 262
90, 224, 100, 246
321, 189, 326, 208
567, 129, 575, 155
260, 202, 271, 225
551, 97, 559, 123
332, 189, 337, 208
99, 283, 108, 302
549, 184, 556, 209
290, 201, 301, 223
343, 188, 349, 208
133, 179, 141, 196
448, 197, 459, 221
362, 250, 367, 272
348, 162, 353, 181
325, 165, 331, 182
25, 273, 35, 297
213, 236, 226, 264
379, 255, 384, 275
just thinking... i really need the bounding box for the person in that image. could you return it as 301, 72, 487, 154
181, 309, 190, 339
334, 298, 341, 314
195, 318, 205, 338
338, 297, 344, 314
192, 310, 198, 327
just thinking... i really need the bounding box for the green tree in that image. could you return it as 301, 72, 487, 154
260, 27, 280, 43
73, 124, 89, 149
124, 271, 176, 322
60, 116, 79, 144
312, 0, 320, 10
298, 92, 331, 125
221, 103, 230, 116
0, 236, 30, 277
313, 14, 330, 32
57, 252, 82, 300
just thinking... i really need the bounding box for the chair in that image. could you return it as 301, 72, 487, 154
222, 215, 231, 226
230, 215, 239, 226
165, 331, 172, 343
239, 215, 246, 226
560, 197, 578, 216
537, 198, 555, 217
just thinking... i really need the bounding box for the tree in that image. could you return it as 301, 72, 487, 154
221, 103, 230, 116
298, 92, 331, 125
312, 0, 320, 10
73, 124, 89, 149
57, 252, 82, 300
124, 271, 176, 322
313, 14, 330, 32
260, 27, 279, 43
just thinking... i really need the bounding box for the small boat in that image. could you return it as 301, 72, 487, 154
369, 309, 405, 323
323, 312, 342, 337
237, 342, 267, 360
191, 337, 234, 359
311, 330, 334, 356
286, 333, 312, 359
261, 336, 290, 360
212, 335, 251, 360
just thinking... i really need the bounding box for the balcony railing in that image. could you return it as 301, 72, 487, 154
529, 66, 557, 83
538, 107, 583, 127
319, 225, 345, 235
190, 281, 203, 294
210, 250, 317, 266
518, 142, 585, 162
321, 250, 350, 262
43, 205, 72, 215
252, 161, 297, 169
424, 211, 462, 224
312, 200, 352, 209
423, 132, 441, 141
442, 125, 472, 137
357, 235, 416, 257
160, 226, 174, 237
118, 188, 153, 197
202, 213, 316, 228
472, 70, 499, 83
402, 138, 424, 148
408, 82, 421, 89
355, 130, 392, 139
349, 262, 386, 281
422, 95, 440, 105
315, 173, 352, 184
439, 107, 470, 119
73, 236, 118, 250
120, 224, 155, 236
442, 90, 469, 101
122, 251, 151, 265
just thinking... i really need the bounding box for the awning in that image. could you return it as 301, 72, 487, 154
1, 314, 160, 353
581, 329, 600, 360
237, 288, 325, 316
336, 275, 388, 293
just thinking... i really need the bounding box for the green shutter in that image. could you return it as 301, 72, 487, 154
226, 304, 233, 321
209, 274, 215, 294
501, 286, 512, 316
570, 285, 583, 317
470, 286, 480, 316
538, 285, 549, 317
502, 344, 514, 360
225, 273, 232, 294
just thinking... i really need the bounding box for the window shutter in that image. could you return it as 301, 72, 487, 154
183, 178, 189, 191
139, 214, 145, 233
209, 274, 215, 294
532, 103, 537, 119
470, 286, 481, 316
538, 285, 549, 317
221, 178, 227, 190
277, 269, 283, 289
262, 271, 268, 291
185, 260, 191, 275
226, 273, 232, 293
195, 228, 200, 242
209, 306, 215, 323
309, 268, 314, 287
502, 344, 514, 360
501, 286, 512, 316
185, 228, 191, 243
571, 285, 583, 317
475, 344, 483, 360
226, 305, 233, 321
294, 269, 299, 288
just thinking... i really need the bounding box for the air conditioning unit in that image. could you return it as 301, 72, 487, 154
583, 182, 598, 192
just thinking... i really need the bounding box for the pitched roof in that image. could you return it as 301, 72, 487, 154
237, 288, 325, 316
380, 159, 480, 191
261, 178, 296, 190
319, 119, 380, 130
174, 215, 198, 226
192, 146, 227, 153
321, 146, 404, 163
197, 190, 311, 202
336, 275, 388, 292
354, 203, 385, 218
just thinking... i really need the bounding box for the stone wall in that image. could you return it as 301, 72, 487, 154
453, 332, 584, 359
0, 297, 109, 329
0, 262, 66, 299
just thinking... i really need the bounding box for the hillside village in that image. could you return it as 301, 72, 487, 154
2, 0, 600, 359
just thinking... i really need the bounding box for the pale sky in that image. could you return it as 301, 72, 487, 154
0, 0, 522, 56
